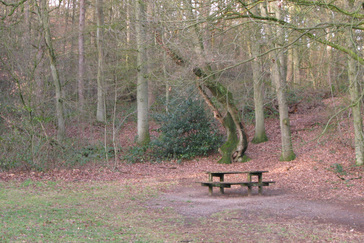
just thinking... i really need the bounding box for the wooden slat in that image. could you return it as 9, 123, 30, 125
199, 181, 275, 187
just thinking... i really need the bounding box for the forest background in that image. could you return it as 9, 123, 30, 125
0, 0, 363, 171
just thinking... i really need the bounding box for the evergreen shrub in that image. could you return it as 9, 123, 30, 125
151, 97, 223, 160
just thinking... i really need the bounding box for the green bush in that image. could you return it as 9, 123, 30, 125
71, 144, 117, 166
151, 97, 223, 160
330, 163, 346, 175
123, 145, 151, 163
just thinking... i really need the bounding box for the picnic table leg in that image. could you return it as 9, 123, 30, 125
208, 174, 215, 195
258, 186, 263, 195
219, 175, 224, 194
247, 186, 252, 196
258, 173, 263, 195
208, 185, 213, 195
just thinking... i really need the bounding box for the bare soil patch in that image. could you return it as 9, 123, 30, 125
150, 181, 364, 233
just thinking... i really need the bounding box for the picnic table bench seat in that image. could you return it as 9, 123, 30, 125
199, 181, 275, 196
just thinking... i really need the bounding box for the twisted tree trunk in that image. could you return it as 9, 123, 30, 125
155, 34, 249, 163
194, 68, 248, 163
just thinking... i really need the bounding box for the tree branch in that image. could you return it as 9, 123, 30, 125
226, 9, 364, 65
288, 0, 364, 19
0, 0, 27, 20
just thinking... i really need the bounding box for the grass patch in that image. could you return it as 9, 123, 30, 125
1, 180, 363, 242
0, 180, 183, 242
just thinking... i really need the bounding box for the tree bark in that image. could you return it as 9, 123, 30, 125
292, 48, 300, 85
272, 59, 295, 161
348, 55, 364, 166
135, 0, 150, 145
346, 1, 364, 166
96, 0, 106, 122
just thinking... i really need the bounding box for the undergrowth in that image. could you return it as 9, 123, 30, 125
124, 96, 224, 163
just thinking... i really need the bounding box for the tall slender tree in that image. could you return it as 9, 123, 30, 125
135, 0, 150, 145
78, 0, 86, 113
264, 0, 295, 161
346, 0, 364, 166
96, 0, 106, 122
249, 4, 268, 144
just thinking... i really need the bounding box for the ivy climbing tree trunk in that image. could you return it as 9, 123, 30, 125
155, 29, 248, 163
194, 68, 248, 163
35, 0, 66, 142
135, 0, 150, 145
155, 0, 248, 163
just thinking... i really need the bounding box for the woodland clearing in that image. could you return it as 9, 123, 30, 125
1, 97, 364, 242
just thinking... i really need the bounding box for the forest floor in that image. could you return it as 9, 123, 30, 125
1, 96, 364, 241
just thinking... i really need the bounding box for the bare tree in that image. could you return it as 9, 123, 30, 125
248, 4, 268, 144
34, 0, 66, 141
263, 0, 295, 161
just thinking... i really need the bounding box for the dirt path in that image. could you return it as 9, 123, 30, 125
150, 183, 364, 234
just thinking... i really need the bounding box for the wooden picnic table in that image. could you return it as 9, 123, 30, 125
200, 171, 274, 196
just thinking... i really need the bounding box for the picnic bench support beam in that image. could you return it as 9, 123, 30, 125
258, 186, 263, 195
258, 174, 263, 194
209, 185, 213, 196
219, 175, 224, 194
247, 186, 252, 196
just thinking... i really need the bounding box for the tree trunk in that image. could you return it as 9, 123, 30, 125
348, 56, 364, 166
292, 47, 300, 85
345, 1, 364, 166
219, 112, 239, 163
96, 0, 106, 122
135, 0, 150, 145
78, 0, 86, 113
125, 0, 130, 68
194, 68, 248, 163
266, 0, 295, 161
286, 47, 293, 83
156, 0, 249, 163
35, 0, 66, 141
272, 59, 295, 161
248, 37, 268, 144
